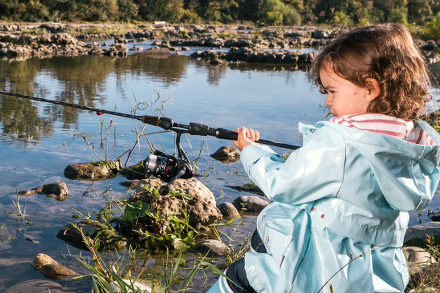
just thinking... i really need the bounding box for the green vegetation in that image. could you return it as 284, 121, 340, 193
1, 0, 440, 27
407, 235, 440, 292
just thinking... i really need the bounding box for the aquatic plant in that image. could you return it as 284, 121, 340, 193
7, 191, 32, 226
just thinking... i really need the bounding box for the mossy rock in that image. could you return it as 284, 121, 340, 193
64, 160, 121, 180
56, 220, 126, 251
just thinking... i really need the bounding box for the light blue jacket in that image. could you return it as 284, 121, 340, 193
211, 120, 440, 293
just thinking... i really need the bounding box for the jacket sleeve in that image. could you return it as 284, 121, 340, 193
239, 126, 345, 204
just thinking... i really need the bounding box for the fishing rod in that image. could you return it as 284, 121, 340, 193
0, 90, 299, 150
1, 90, 300, 194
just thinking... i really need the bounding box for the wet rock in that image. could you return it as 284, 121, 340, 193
64, 160, 121, 180
129, 178, 222, 232
20, 182, 69, 201
194, 239, 228, 256
33, 253, 57, 270
40, 182, 69, 200
57, 220, 126, 251
39, 263, 77, 279
228, 182, 264, 196
110, 279, 152, 292
404, 222, 440, 247
210, 145, 240, 163
232, 195, 270, 214
33, 253, 77, 279
217, 202, 240, 220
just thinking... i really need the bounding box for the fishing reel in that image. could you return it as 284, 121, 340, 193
143, 131, 193, 196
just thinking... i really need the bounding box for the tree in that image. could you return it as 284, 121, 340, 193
333, 10, 352, 26
117, 0, 138, 21
263, 0, 301, 25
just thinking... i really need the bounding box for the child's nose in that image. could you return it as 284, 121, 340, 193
325, 96, 332, 106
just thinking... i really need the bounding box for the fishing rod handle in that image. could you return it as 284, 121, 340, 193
189, 123, 238, 139
141, 115, 174, 130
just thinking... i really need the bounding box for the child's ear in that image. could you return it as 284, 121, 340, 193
364, 78, 380, 101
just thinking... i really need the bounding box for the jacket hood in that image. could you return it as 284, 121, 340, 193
319, 120, 440, 212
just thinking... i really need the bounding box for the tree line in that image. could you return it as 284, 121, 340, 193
1, 0, 440, 27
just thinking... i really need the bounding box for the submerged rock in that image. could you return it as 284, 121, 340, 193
32, 253, 77, 279
210, 145, 240, 163
20, 182, 69, 201
64, 160, 121, 180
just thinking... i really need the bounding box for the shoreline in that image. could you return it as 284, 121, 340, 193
0, 22, 437, 65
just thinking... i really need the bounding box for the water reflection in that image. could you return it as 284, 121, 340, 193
0, 53, 315, 144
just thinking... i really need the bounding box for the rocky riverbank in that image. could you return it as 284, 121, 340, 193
1, 22, 439, 65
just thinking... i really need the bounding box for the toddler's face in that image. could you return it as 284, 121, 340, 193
319, 63, 371, 118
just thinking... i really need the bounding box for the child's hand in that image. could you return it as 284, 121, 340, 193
233, 126, 260, 151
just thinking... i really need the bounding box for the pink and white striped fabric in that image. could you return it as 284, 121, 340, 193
330, 113, 435, 145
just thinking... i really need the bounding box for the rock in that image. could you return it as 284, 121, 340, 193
403, 246, 436, 271
40, 182, 69, 200
4, 280, 65, 293
210, 146, 240, 163
194, 239, 228, 256
32, 253, 77, 279
217, 202, 240, 220
143, 47, 171, 55
209, 57, 224, 65
110, 279, 152, 292
228, 182, 264, 196
57, 220, 126, 251
232, 195, 270, 214
33, 253, 57, 270
130, 45, 143, 51
404, 222, 440, 247
104, 43, 127, 57
20, 182, 69, 201
39, 263, 77, 279
129, 178, 222, 233
64, 160, 121, 180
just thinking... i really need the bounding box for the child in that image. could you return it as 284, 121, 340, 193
208, 23, 440, 293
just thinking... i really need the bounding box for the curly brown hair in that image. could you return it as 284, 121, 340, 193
313, 23, 431, 120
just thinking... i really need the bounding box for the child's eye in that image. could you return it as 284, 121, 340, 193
319, 88, 327, 94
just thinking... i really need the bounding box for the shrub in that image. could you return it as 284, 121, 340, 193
424, 12, 440, 41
